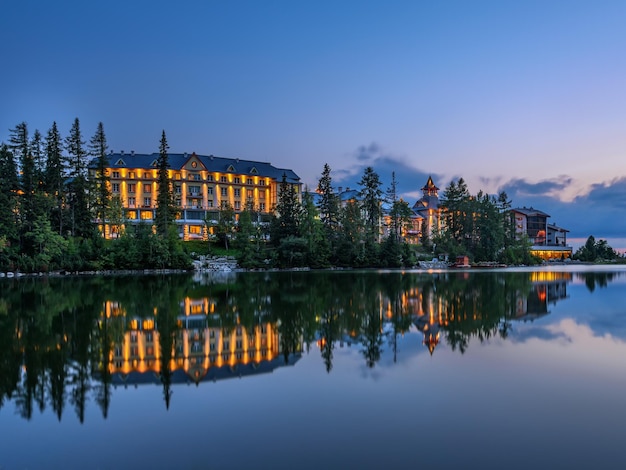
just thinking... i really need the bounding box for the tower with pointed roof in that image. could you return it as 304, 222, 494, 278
412, 176, 441, 242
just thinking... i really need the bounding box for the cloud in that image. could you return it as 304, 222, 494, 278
334, 142, 441, 199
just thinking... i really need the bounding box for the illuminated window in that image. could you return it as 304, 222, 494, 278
247, 190, 253, 199
259, 192, 265, 199
129, 172, 135, 179
234, 201, 240, 210
141, 210, 152, 220
143, 184, 151, 193
128, 183, 136, 192
175, 173, 181, 180
189, 225, 202, 235
127, 210, 137, 220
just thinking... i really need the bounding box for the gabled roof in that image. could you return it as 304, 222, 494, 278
88, 152, 300, 183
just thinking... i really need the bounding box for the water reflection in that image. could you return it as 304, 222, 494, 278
0, 268, 624, 422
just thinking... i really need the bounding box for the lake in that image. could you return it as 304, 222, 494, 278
1, 266, 626, 469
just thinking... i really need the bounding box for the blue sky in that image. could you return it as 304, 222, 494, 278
2, 1, 626, 248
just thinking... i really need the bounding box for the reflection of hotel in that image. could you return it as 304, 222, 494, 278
103, 298, 301, 386
512, 271, 570, 321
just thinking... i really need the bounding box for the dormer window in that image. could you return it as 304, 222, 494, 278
250, 167, 258, 174
115, 158, 125, 166
227, 165, 235, 172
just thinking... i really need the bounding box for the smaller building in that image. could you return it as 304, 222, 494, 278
511, 207, 572, 260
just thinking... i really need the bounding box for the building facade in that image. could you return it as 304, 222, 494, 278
512, 207, 572, 260
89, 151, 301, 239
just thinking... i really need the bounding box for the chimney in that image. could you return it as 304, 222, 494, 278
121, 150, 124, 155
338, 186, 343, 193
131, 150, 135, 156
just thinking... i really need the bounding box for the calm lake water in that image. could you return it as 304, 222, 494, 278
1, 266, 626, 469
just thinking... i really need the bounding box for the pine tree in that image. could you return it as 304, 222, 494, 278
0, 144, 19, 265
90, 122, 110, 229
64, 118, 92, 237
45, 122, 66, 235
358, 166, 383, 245
317, 163, 340, 238
270, 172, 302, 244
155, 130, 175, 237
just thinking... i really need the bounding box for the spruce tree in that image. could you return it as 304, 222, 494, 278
270, 172, 301, 244
64, 118, 92, 238
358, 166, 383, 245
0, 144, 19, 265
89, 122, 110, 230
45, 122, 66, 235
317, 163, 340, 237
155, 130, 175, 238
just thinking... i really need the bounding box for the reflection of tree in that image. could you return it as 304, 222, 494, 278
577, 272, 618, 293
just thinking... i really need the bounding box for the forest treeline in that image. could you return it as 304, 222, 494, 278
3, 118, 615, 272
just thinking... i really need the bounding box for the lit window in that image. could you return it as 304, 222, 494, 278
234, 201, 240, 210
127, 210, 137, 220
128, 183, 136, 192
189, 225, 201, 235
247, 190, 253, 199
141, 210, 152, 220
259, 192, 265, 199
143, 184, 151, 193
128, 172, 135, 179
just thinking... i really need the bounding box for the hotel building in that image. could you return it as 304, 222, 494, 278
89, 151, 301, 240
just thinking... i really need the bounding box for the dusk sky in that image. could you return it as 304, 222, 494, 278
2, 1, 626, 248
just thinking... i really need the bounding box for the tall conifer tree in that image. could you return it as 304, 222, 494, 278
65, 118, 91, 237
45, 122, 66, 235
89, 122, 110, 229
155, 130, 174, 237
